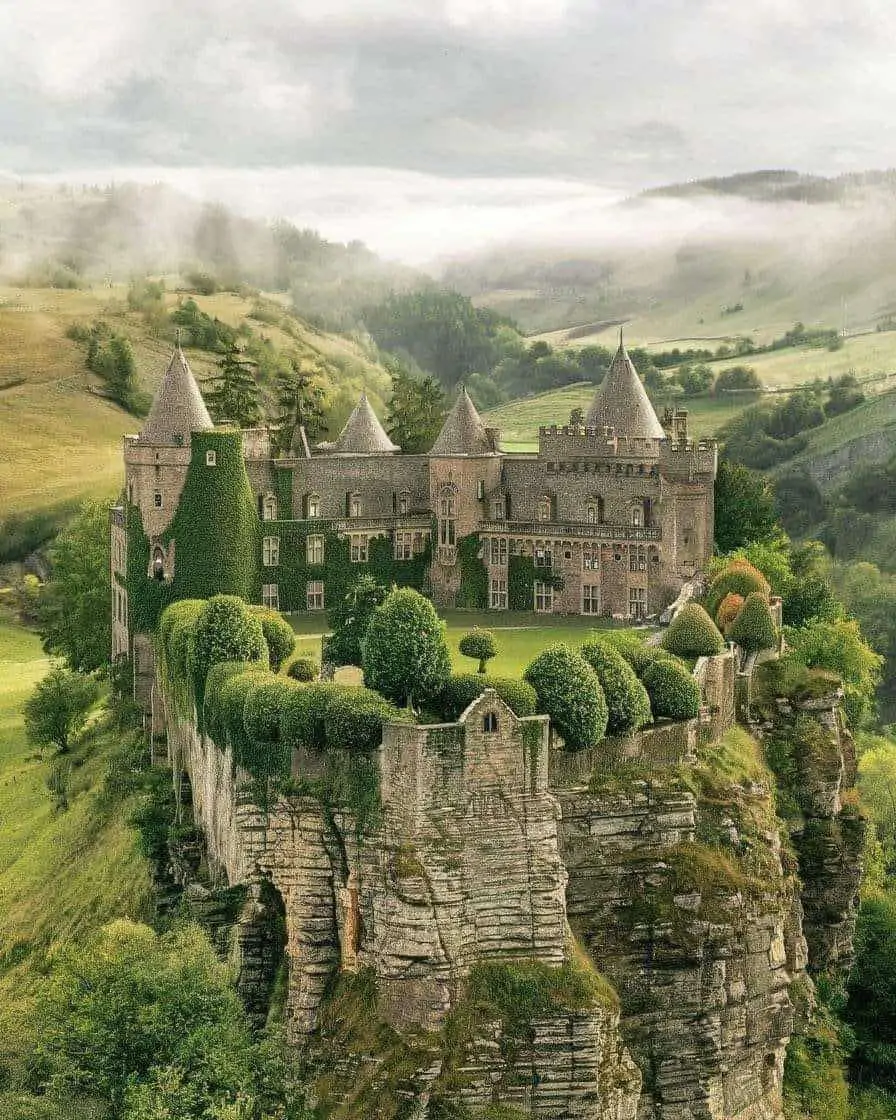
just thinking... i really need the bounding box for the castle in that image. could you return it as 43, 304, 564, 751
111, 334, 716, 667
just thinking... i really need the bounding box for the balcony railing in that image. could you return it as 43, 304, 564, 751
480, 520, 661, 542
331, 515, 432, 534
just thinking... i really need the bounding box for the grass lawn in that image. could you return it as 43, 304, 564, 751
287, 609, 648, 680
0, 618, 152, 1097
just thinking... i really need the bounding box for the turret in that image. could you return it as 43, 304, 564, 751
585, 331, 665, 441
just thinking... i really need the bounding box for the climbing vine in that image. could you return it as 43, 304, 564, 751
456, 533, 488, 609
508, 556, 564, 612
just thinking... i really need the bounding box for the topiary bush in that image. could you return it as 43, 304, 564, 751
203, 661, 256, 742
287, 656, 319, 682
323, 687, 406, 753
217, 667, 270, 753
523, 644, 608, 751
362, 588, 451, 709
458, 628, 498, 674
715, 592, 745, 632
253, 608, 296, 672
641, 659, 701, 721
437, 673, 538, 722
727, 591, 778, 653
280, 681, 343, 752
244, 677, 295, 742
661, 602, 726, 658
597, 630, 655, 675
579, 639, 652, 736
191, 595, 267, 706
706, 561, 770, 617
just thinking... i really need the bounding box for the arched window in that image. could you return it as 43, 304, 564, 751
536, 495, 553, 523
152, 547, 165, 582
630, 504, 643, 528
263, 494, 278, 521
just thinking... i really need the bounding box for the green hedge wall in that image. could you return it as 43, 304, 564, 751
508, 556, 564, 612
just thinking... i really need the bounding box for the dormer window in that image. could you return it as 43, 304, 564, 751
491, 495, 506, 520
206, 450, 217, 467
262, 495, 278, 522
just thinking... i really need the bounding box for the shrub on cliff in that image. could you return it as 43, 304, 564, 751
641, 659, 701, 721
286, 656, 319, 682
190, 595, 267, 705
524, 644, 607, 751
243, 677, 295, 742
203, 661, 257, 742
661, 603, 726, 658
252, 608, 296, 672
217, 667, 271, 753
727, 592, 778, 654
324, 687, 406, 752
458, 628, 498, 674
705, 560, 770, 617
437, 673, 538, 721
579, 639, 652, 736
715, 592, 745, 632
280, 681, 342, 752
158, 598, 204, 684
327, 574, 389, 667
362, 588, 451, 709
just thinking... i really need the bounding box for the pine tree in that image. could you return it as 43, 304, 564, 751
272, 356, 328, 454
203, 341, 261, 428
385, 362, 446, 453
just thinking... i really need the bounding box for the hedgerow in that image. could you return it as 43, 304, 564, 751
524, 644, 607, 751
437, 674, 538, 722
661, 603, 725, 658
579, 639, 652, 736
641, 660, 701, 721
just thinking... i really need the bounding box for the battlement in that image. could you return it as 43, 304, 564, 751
538, 424, 661, 459
658, 439, 718, 477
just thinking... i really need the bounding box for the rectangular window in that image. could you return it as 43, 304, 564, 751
629, 586, 647, 620
307, 495, 320, 518
583, 545, 596, 571
206, 450, 217, 467
154, 491, 163, 509
499, 538, 507, 565
306, 580, 324, 611
490, 578, 508, 610
262, 583, 279, 610
582, 585, 601, 615
350, 535, 368, 563
490, 538, 499, 565
477, 480, 485, 500
350, 494, 362, 518
262, 536, 280, 567
394, 532, 413, 561
306, 535, 324, 565
399, 493, 409, 515
534, 581, 554, 613
534, 546, 552, 569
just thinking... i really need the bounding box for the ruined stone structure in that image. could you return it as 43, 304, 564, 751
111, 336, 717, 670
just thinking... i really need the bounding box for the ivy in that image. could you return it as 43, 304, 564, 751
508, 556, 563, 612
272, 465, 294, 520
456, 533, 488, 609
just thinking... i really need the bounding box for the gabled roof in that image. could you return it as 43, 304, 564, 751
585, 335, 665, 440
139, 343, 213, 445
329, 393, 398, 454
430, 388, 495, 456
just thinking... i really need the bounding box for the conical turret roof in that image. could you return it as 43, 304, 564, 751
330, 393, 398, 454
585, 334, 664, 440
139, 343, 213, 445
430, 388, 495, 456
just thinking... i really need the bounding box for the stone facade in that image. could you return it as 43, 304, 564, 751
112, 339, 717, 659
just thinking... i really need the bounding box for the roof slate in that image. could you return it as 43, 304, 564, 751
330, 393, 398, 454
430, 388, 495, 456
585, 339, 665, 440
139, 345, 213, 445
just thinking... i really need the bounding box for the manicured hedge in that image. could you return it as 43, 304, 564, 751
579, 639, 652, 736
191, 595, 267, 708
437, 673, 538, 722
244, 677, 295, 742
280, 682, 343, 752
524, 644, 608, 751
728, 591, 778, 653
362, 588, 451, 708
323, 687, 406, 753
661, 603, 725, 658
203, 661, 258, 742
253, 608, 296, 672
598, 630, 656, 675
715, 592, 745, 631
458, 628, 498, 674
287, 656, 319, 682
641, 660, 701, 721
706, 561, 770, 617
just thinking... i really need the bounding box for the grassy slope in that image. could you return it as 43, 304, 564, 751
0, 620, 152, 1103
0, 284, 390, 521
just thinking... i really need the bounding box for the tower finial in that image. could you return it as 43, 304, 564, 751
619, 324, 624, 348
175, 327, 182, 349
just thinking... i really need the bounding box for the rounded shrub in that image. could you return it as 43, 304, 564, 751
661, 603, 725, 658
641, 660, 701, 722
280, 681, 342, 752
323, 687, 406, 753
362, 588, 451, 708
598, 630, 655, 675
244, 677, 295, 742
217, 668, 270, 751
287, 657, 319, 682
727, 591, 778, 653
706, 561, 770, 617
203, 661, 255, 741
523, 644, 608, 751
253, 609, 296, 673
458, 628, 498, 674
437, 674, 538, 722
715, 592, 745, 632
579, 638, 652, 736
191, 595, 267, 701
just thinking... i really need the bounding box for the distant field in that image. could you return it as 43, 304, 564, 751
483, 384, 743, 449
287, 609, 645, 680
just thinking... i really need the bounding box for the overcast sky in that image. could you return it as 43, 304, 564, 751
1, 0, 891, 260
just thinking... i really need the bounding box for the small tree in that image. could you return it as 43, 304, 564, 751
641, 660, 701, 722
715, 592, 745, 632
579, 639, 652, 736
727, 592, 778, 654
24, 667, 100, 753
203, 340, 261, 428
272, 356, 328, 454
458, 628, 498, 674
327, 575, 389, 667
523, 644, 607, 751
661, 603, 725, 658
362, 588, 452, 710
